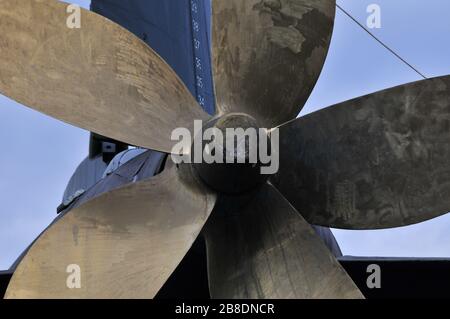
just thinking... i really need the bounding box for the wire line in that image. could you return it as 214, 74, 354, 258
336, 3, 427, 79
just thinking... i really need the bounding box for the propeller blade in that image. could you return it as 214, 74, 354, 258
204, 183, 362, 299
211, 0, 335, 128
0, 0, 209, 153
272, 76, 450, 229
5, 162, 217, 298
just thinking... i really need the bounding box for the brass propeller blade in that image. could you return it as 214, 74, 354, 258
212, 0, 335, 128
0, 0, 209, 153
203, 183, 363, 299
5, 162, 216, 298
272, 75, 450, 229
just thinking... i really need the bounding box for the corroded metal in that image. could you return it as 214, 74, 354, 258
5, 162, 217, 298
192, 113, 270, 194
272, 76, 450, 229
204, 183, 363, 299
0, 0, 209, 153
212, 0, 335, 128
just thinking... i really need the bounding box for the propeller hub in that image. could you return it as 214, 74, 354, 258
192, 113, 271, 194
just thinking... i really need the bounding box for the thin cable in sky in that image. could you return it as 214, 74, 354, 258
336, 4, 427, 80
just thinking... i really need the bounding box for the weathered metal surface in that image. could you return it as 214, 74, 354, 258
272, 76, 450, 229
8, 150, 167, 273
63, 150, 164, 212
204, 183, 363, 299
212, 0, 335, 128
5, 162, 217, 298
62, 156, 108, 206
91, 0, 216, 115
192, 113, 270, 194
0, 0, 209, 153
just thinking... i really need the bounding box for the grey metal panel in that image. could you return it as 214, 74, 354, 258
61, 150, 166, 214
62, 156, 107, 203
102, 148, 147, 178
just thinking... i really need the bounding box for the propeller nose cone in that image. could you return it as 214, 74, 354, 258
192, 113, 272, 194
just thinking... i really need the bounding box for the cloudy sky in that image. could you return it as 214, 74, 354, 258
1, 0, 450, 270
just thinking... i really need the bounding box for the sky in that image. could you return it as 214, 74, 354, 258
1, 0, 450, 269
